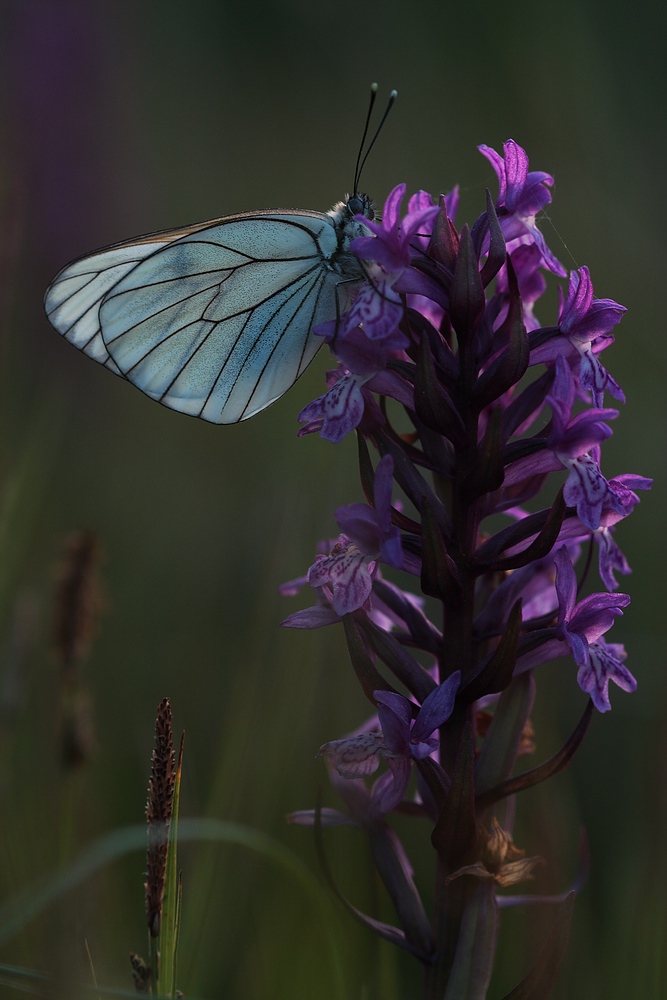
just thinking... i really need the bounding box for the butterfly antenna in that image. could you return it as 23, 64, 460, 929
353, 85, 397, 194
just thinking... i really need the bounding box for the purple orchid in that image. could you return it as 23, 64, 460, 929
299, 326, 415, 443
513, 546, 634, 712
501, 358, 623, 529
280, 563, 426, 634
313, 280, 409, 352
547, 357, 626, 530
298, 456, 402, 616
335, 454, 402, 568
576, 638, 636, 713
297, 367, 368, 443
320, 670, 460, 813
341, 277, 405, 342
351, 184, 440, 277
589, 474, 651, 588
306, 533, 375, 617
558, 266, 626, 406
559, 449, 623, 532
479, 139, 566, 276
284, 137, 648, 991
554, 546, 634, 710
315, 185, 440, 356
594, 525, 632, 592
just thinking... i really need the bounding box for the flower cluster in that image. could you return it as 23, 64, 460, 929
284, 139, 650, 993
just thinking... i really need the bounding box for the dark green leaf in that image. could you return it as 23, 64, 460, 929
343, 615, 396, 703
358, 616, 436, 703
473, 256, 529, 410
476, 700, 594, 811
449, 226, 485, 344
479, 191, 506, 287
460, 599, 522, 704
475, 672, 536, 797
420, 495, 461, 607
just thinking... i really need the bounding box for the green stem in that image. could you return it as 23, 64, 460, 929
148, 932, 159, 996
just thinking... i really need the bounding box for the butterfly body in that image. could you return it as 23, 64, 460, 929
44, 195, 375, 423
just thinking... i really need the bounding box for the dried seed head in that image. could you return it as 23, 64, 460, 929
144, 697, 175, 938
52, 529, 103, 671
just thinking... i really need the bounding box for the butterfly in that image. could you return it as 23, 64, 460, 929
44, 88, 396, 425
44, 197, 376, 423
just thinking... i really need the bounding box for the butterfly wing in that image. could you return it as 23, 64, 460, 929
98, 211, 344, 423
44, 219, 228, 375
46, 211, 352, 423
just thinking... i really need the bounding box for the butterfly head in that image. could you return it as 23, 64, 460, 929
345, 192, 375, 222
328, 193, 375, 226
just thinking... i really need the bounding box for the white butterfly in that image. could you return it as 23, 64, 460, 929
44, 195, 376, 424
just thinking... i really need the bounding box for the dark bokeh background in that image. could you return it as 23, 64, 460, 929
0, 1, 664, 997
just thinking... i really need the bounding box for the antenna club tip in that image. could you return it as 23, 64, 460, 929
390, 89, 398, 99
354, 85, 396, 193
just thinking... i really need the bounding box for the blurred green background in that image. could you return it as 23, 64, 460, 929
0, 0, 664, 997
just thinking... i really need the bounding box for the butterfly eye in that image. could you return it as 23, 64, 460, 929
347, 193, 375, 221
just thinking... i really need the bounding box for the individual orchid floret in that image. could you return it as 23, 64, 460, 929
300, 322, 415, 443
555, 546, 629, 654
335, 455, 403, 570
314, 276, 408, 350
291, 760, 406, 827
281, 563, 419, 633
350, 183, 440, 277
547, 359, 625, 530
547, 354, 617, 447
305, 457, 403, 615
297, 367, 368, 443
306, 533, 375, 617
501, 362, 623, 530
279, 555, 343, 630
376, 671, 460, 764
558, 266, 626, 406
590, 475, 651, 588
515, 547, 636, 705
342, 276, 405, 342
559, 450, 624, 532
547, 514, 631, 594
320, 671, 460, 813
554, 547, 634, 710
479, 139, 566, 276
